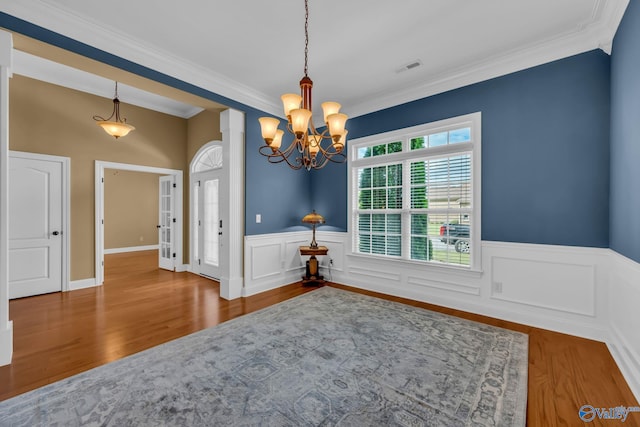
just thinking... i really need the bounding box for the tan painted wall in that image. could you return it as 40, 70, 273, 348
104, 170, 161, 250
187, 109, 222, 162
9, 75, 188, 280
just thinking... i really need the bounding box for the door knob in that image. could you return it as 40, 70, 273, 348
52, 231, 60, 236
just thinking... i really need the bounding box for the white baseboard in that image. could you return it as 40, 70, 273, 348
104, 245, 159, 255
68, 278, 98, 291
175, 264, 189, 273
0, 321, 13, 366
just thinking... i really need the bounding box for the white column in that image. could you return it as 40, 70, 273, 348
219, 108, 245, 300
0, 30, 13, 366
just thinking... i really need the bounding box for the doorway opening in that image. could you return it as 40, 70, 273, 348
95, 161, 183, 285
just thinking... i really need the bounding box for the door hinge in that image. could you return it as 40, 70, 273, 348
101, 177, 104, 183
198, 220, 201, 226
219, 220, 222, 228
173, 218, 176, 223
198, 259, 201, 265
173, 183, 177, 188
173, 253, 176, 258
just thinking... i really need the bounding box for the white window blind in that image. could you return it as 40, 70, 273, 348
350, 113, 481, 270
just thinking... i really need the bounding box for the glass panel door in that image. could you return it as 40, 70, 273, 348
158, 175, 174, 271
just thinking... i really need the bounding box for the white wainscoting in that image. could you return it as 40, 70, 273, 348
607, 250, 640, 402
245, 232, 610, 339
243, 231, 639, 401
243, 232, 309, 297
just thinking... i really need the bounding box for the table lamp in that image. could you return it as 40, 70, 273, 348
302, 210, 325, 249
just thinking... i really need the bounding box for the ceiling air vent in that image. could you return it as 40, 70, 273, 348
396, 60, 423, 73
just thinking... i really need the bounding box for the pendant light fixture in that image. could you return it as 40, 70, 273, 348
93, 82, 135, 139
258, 0, 347, 171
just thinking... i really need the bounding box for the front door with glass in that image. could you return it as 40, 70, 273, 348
193, 169, 222, 279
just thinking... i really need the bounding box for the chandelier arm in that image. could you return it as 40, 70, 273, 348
258, 140, 306, 170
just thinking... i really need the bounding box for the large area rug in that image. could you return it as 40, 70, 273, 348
0, 287, 528, 426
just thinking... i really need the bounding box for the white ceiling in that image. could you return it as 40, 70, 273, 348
0, 0, 629, 119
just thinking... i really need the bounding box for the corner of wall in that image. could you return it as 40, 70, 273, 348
0, 320, 13, 366
607, 250, 640, 402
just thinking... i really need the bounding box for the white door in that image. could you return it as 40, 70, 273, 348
9, 156, 63, 298
194, 170, 221, 279
158, 175, 175, 271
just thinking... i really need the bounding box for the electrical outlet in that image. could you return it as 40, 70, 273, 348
493, 282, 503, 294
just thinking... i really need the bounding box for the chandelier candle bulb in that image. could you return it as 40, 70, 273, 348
258, 117, 280, 143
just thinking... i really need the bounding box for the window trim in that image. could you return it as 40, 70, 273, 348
348, 112, 482, 272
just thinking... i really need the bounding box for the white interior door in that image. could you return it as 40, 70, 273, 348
158, 175, 175, 271
9, 156, 63, 299
195, 169, 221, 279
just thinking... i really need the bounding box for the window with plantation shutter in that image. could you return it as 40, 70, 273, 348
349, 113, 481, 270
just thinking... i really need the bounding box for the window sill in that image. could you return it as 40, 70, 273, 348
346, 252, 483, 279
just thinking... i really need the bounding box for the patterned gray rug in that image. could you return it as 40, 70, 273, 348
0, 287, 528, 426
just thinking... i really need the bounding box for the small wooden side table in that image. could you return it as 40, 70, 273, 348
299, 245, 328, 285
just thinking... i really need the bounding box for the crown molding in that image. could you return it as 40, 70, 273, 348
0, 1, 283, 116
346, 0, 629, 119
0, 0, 629, 120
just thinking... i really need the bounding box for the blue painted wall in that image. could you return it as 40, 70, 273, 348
313, 50, 611, 248
246, 129, 313, 235
610, 0, 640, 263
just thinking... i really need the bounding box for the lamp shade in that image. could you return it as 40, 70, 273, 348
321, 101, 341, 123
96, 121, 135, 139
302, 210, 325, 224
290, 108, 312, 136
272, 129, 284, 150
258, 117, 280, 142
281, 93, 303, 117
334, 130, 348, 153
327, 113, 348, 140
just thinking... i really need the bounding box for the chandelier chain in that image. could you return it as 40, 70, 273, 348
304, 0, 309, 77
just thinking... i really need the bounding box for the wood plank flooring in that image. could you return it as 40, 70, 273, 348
0, 250, 637, 426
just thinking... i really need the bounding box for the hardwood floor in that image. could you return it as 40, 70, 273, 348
0, 250, 637, 426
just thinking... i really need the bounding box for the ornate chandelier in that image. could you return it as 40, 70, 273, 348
93, 81, 135, 139
258, 0, 347, 171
